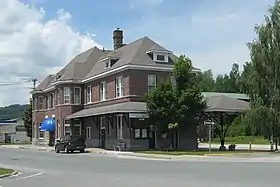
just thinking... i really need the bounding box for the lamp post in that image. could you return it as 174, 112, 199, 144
204, 120, 215, 154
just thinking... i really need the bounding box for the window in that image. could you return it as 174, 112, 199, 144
38, 97, 43, 110
74, 87, 81, 104
46, 96, 49, 109
73, 119, 81, 135
64, 120, 71, 136
100, 117, 106, 129
134, 128, 148, 139
86, 86, 92, 103
39, 123, 44, 138
51, 93, 55, 108
134, 129, 141, 138
100, 81, 107, 101
116, 115, 123, 139
115, 76, 124, 98
63, 87, 71, 104
156, 54, 165, 61
170, 76, 176, 88
86, 127, 91, 139
141, 129, 148, 138
148, 75, 156, 93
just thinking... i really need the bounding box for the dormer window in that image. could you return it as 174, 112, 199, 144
146, 49, 172, 63
105, 61, 111, 69
101, 57, 119, 69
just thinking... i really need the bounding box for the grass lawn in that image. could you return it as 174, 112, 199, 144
203, 136, 270, 145
0, 168, 14, 175
137, 149, 269, 156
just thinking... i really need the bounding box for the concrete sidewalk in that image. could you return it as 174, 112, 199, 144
199, 143, 271, 151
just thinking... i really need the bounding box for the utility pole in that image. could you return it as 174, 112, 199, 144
32, 78, 38, 90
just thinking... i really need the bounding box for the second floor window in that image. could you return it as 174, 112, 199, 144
100, 81, 107, 101
38, 97, 43, 109
51, 93, 55, 108
74, 87, 81, 104
116, 76, 124, 98
46, 96, 49, 109
148, 75, 156, 93
86, 85, 92, 103
64, 87, 70, 104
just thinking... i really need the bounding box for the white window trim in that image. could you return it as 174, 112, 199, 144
148, 75, 156, 93
46, 96, 49, 109
86, 85, 92, 103
74, 87, 81, 104
100, 81, 107, 101
63, 87, 71, 104
105, 60, 111, 69
51, 93, 55, 108
153, 52, 168, 63
64, 120, 71, 136
38, 97, 43, 109
86, 127, 91, 139
116, 114, 123, 139
115, 76, 124, 98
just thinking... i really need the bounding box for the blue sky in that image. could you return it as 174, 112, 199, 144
0, 0, 275, 105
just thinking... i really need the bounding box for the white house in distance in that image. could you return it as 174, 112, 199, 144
0, 118, 30, 143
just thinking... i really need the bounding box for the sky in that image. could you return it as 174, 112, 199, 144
0, 0, 275, 106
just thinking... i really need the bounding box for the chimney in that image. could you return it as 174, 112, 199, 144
113, 28, 123, 50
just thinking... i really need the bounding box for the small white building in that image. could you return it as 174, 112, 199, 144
0, 118, 30, 143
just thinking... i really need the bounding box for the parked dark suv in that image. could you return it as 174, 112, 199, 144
55, 135, 86, 153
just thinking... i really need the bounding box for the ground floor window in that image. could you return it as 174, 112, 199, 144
134, 128, 148, 139
117, 115, 123, 139
73, 119, 81, 135
86, 127, 91, 139
39, 123, 44, 138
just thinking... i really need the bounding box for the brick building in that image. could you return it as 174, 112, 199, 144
31, 28, 201, 150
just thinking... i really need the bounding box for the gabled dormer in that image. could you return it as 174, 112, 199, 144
146, 48, 173, 63
100, 57, 119, 69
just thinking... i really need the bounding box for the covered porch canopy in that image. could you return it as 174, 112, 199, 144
66, 102, 147, 119
202, 95, 250, 149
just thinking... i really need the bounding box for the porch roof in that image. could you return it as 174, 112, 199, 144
66, 102, 147, 119
205, 95, 250, 113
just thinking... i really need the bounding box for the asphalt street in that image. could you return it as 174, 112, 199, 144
1, 148, 280, 187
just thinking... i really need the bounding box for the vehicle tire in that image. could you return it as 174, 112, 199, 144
55, 146, 59, 153
80, 149, 85, 153
64, 146, 69, 154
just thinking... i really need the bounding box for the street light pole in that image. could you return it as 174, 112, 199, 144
205, 120, 215, 154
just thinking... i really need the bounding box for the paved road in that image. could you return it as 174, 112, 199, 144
1, 148, 280, 187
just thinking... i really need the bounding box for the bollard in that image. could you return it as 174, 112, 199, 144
249, 141, 252, 153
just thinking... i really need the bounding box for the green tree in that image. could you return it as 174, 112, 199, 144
243, 1, 280, 150
22, 99, 32, 140
197, 69, 215, 91
146, 55, 206, 149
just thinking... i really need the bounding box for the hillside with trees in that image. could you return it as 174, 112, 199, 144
0, 104, 28, 120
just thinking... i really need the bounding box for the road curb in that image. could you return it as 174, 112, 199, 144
0, 171, 18, 179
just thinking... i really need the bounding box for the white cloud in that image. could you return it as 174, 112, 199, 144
0, 0, 101, 106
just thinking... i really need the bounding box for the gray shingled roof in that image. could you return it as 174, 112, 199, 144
205, 95, 250, 113
34, 74, 55, 91
85, 37, 181, 79
66, 102, 146, 119
55, 47, 106, 81
37, 36, 200, 91
66, 95, 249, 119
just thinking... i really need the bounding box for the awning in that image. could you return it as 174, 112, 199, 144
205, 95, 250, 113
66, 102, 147, 119
40, 118, 56, 132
